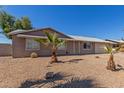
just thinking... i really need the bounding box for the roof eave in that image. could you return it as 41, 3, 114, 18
7, 27, 72, 39
17, 34, 113, 43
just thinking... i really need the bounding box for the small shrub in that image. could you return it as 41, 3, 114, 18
30, 52, 38, 58
95, 56, 100, 58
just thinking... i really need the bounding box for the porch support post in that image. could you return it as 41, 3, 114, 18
73, 41, 75, 54
79, 41, 80, 54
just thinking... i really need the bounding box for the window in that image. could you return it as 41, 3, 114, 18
26, 39, 40, 50
112, 44, 119, 48
83, 42, 91, 49
58, 44, 66, 50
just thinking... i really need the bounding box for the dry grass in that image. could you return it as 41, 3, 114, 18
0, 53, 124, 88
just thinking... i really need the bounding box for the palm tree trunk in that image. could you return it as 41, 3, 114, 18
106, 54, 116, 71
50, 50, 58, 63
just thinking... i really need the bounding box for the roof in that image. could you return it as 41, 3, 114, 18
8, 29, 26, 35
7, 27, 70, 38
118, 40, 124, 43
17, 34, 112, 43
8, 27, 113, 43
68, 35, 112, 43
106, 39, 124, 44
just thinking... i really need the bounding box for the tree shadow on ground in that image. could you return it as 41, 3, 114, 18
19, 72, 72, 88
19, 73, 100, 88
53, 77, 99, 88
115, 64, 124, 71
46, 59, 84, 68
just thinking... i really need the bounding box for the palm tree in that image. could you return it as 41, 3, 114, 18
35, 32, 65, 63
0, 11, 15, 39
104, 45, 120, 71
0, 10, 33, 39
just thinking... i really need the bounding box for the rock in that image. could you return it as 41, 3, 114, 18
95, 56, 100, 58
45, 72, 54, 79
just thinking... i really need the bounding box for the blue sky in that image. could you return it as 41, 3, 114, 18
1, 5, 124, 44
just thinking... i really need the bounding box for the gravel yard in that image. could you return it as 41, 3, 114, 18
0, 53, 124, 88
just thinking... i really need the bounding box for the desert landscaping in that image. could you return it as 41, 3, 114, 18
0, 53, 124, 88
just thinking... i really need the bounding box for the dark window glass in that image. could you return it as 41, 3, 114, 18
83, 42, 91, 49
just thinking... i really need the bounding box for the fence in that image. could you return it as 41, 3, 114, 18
0, 44, 12, 56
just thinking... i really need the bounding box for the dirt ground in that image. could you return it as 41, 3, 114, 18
0, 53, 124, 88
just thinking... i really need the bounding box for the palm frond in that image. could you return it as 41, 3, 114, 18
35, 32, 65, 50
34, 38, 47, 43
115, 46, 121, 52
57, 39, 65, 48
34, 38, 50, 47
53, 33, 58, 43
45, 32, 53, 43
104, 45, 113, 53
104, 44, 121, 54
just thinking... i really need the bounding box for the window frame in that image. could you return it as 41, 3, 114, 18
83, 42, 92, 50
25, 38, 40, 51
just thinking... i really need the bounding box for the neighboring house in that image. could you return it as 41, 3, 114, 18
0, 43, 12, 56
8, 27, 113, 58
106, 39, 124, 47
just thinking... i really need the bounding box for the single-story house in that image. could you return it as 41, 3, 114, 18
8, 27, 113, 58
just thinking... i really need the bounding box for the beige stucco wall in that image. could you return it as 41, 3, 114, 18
80, 42, 95, 54
66, 41, 95, 55
12, 29, 68, 58
0, 44, 12, 56
94, 43, 107, 54
12, 35, 51, 58
12, 35, 109, 58
12, 35, 26, 58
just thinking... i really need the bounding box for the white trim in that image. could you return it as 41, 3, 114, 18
17, 34, 72, 40
83, 48, 91, 50
25, 48, 40, 51
18, 34, 47, 39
